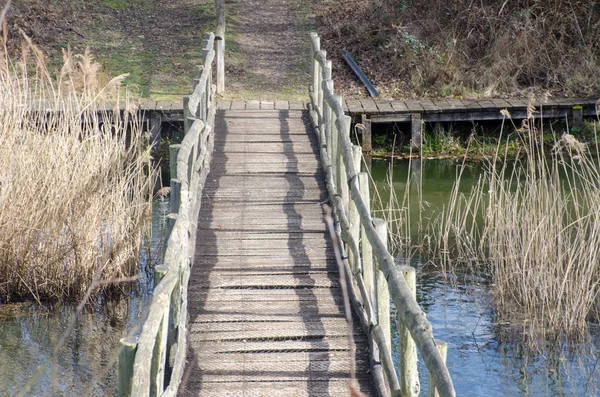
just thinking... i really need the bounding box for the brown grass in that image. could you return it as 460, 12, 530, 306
315, 0, 600, 97
0, 31, 154, 302
421, 100, 600, 340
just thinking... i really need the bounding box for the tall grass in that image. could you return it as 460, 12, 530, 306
0, 34, 154, 302
424, 105, 600, 340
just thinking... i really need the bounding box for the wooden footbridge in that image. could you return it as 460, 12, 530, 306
117, 17, 599, 397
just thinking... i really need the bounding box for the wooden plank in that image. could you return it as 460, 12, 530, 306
374, 100, 394, 112
475, 99, 497, 112
181, 379, 376, 397
289, 100, 306, 110
230, 100, 246, 110
275, 100, 289, 110
370, 113, 412, 123
390, 100, 409, 113
216, 101, 231, 110
246, 100, 260, 110
459, 99, 482, 112
490, 98, 511, 109
155, 101, 173, 111
345, 99, 363, 113
506, 98, 528, 108
419, 98, 441, 113
359, 98, 378, 113
404, 99, 424, 112
260, 101, 275, 110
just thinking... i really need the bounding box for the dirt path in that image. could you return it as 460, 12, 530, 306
222, 0, 313, 100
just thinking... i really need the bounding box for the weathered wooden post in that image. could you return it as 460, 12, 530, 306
373, 218, 391, 347
348, 145, 361, 271
428, 340, 449, 397
572, 105, 583, 129
215, 0, 226, 94
411, 113, 422, 151
154, 264, 168, 286
338, 114, 351, 213
164, 213, 178, 258
358, 172, 375, 319
170, 179, 182, 214
169, 144, 181, 180
118, 337, 139, 397
398, 265, 420, 396
361, 114, 373, 154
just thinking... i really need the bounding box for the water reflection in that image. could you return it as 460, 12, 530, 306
0, 199, 168, 396
376, 158, 600, 396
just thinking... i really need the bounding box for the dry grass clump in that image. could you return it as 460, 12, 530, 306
424, 105, 600, 339
315, 0, 600, 97
0, 33, 154, 302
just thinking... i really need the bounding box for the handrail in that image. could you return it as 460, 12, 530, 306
118, 32, 217, 397
308, 32, 456, 397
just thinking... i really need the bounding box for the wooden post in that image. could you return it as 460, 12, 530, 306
183, 97, 191, 134
170, 179, 182, 214
215, 0, 226, 93
164, 213, 178, 258
411, 113, 422, 151
310, 32, 320, 95
170, 144, 181, 181
428, 340, 448, 397
330, 97, 339, 186
359, 172, 375, 321
150, 305, 170, 395
154, 265, 168, 288
572, 105, 583, 129
348, 145, 362, 271
339, 115, 352, 214
398, 265, 420, 397
150, 112, 162, 149
118, 337, 138, 397
373, 218, 391, 347
361, 114, 373, 154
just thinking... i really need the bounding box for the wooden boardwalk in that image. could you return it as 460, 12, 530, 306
179, 109, 375, 396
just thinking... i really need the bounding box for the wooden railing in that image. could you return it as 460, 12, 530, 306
117, 33, 218, 397
308, 32, 456, 397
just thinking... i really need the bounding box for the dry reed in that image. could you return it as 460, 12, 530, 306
423, 103, 600, 340
0, 34, 154, 302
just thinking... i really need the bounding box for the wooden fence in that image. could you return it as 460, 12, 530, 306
308, 32, 456, 397
117, 32, 218, 397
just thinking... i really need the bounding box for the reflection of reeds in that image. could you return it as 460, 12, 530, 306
0, 31, 153, 302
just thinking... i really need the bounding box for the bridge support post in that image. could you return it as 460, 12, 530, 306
410, 113, 422, 152
398, 266, 420, 396
373, 218, 391, 348
118, 336, 139, 397
361, 114, 373, 154
572, 105, 583, 130
428, 340, 448, 397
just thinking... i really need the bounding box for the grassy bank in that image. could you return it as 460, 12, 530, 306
0, 37, 154, 302
315, 0, 600, 98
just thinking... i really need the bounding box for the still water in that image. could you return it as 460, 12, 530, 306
371, 159, 600, 396
0, 199, 169, 396
2, 160, 600, 396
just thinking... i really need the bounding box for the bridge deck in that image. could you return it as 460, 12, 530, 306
179, 109, 375, 396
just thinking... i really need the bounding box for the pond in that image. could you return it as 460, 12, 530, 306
0, 199, 169, 396
370, 159, 600, 396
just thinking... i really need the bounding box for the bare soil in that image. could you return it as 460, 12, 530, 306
221, 0, 313, 100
